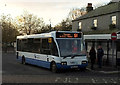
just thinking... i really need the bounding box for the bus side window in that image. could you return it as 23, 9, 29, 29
41, 38, 51, 55
17, 39, 21, 51
21, 39, 28, 52
33, 38, 41, 53
27, 38, 34, 52
51, 40, 58, 57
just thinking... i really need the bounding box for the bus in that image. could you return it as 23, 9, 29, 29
16, 31, 88, 72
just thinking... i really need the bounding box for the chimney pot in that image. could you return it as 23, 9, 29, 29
87, 3, 92, 7
86, 3, 93, 12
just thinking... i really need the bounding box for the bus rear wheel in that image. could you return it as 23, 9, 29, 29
22, 57, 26, 65
51, 62, 57, 73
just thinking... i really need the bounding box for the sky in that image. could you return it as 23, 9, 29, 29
0, 0, 111, 26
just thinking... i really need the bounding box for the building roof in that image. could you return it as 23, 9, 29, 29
84, 34, 120, 40
73, 2, 120, 21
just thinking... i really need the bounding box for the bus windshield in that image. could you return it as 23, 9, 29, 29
56, 39, 86, 58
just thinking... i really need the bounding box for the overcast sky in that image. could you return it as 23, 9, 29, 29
0, 0, 111, 26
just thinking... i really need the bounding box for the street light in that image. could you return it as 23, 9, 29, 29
49, 19, 51, 31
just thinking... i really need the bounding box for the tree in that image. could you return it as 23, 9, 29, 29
54, 18, 72, 31
1, 14, 19, 43
0, 14, 19, 52
54, 7, 86, 31
68, 7, 86, 20
16, 11, 45, 35
34, 24, 52, 34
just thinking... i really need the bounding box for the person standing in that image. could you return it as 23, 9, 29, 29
89, 47, 96, 70
97, 45, 104, 68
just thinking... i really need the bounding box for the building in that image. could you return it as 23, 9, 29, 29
72, 2, 120, 32
72, 1, 120, 66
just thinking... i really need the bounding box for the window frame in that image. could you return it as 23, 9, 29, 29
93, 19, 97, 27
111, 16, 116, 25
79, 22, 82, 30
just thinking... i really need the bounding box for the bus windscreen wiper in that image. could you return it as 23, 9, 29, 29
63, 55, 72, 59
71, 54, 82, 59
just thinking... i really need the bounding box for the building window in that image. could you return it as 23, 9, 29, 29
93, 19, 97, 27
79, 22, 82, 29
111, 16, 116, 25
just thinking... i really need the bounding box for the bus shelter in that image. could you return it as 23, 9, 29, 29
84, 33, 120, 66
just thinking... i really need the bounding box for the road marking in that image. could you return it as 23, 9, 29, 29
102, 79, 107, 83
68, 78, 71, 83
99, 71, 120, 74
55, 77, 79, 83
92, 78, 96, 83
63, 78, 68, 83
87, 67, 120, 74
55, 77, 61, 82
86, 68, 92, 71
111, 79, 117, 84
75, 78, 79, 81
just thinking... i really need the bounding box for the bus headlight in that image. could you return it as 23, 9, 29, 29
61, 62, 67, 65
82, 61, 87, 64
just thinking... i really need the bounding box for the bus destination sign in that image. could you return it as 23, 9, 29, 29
56, 32, 81, 38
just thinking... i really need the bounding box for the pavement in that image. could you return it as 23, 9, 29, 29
87, 63, 120, 74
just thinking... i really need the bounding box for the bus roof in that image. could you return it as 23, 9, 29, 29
17, 31, 81, 39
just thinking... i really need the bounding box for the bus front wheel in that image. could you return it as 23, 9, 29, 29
51, 62, 57, 73
22, 57, 26, 65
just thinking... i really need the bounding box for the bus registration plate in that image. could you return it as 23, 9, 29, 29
71, 66, 78, 68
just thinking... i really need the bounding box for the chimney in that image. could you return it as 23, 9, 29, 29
86, 3, 93, 13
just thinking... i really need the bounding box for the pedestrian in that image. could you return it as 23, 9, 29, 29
89, 47, 96, 70
97, 45, 104, 68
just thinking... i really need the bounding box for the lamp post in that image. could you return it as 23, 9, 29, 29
49, 19, 51, 31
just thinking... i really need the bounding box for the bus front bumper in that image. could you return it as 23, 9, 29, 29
56, 63, 88, 69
